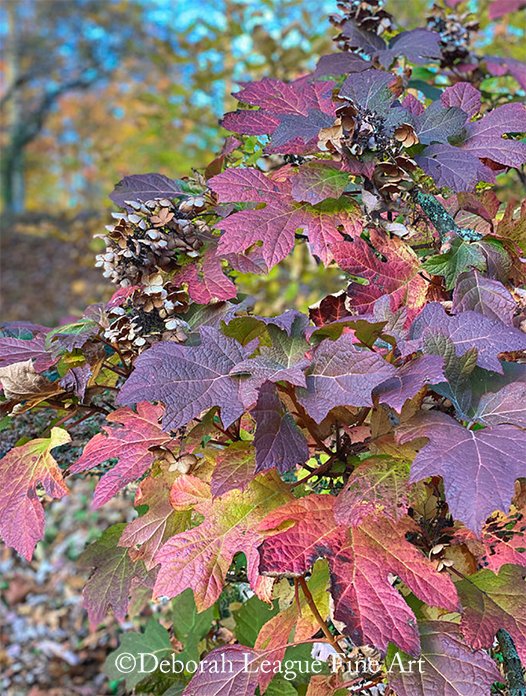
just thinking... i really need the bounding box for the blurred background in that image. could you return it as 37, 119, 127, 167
0, 2, 524, 694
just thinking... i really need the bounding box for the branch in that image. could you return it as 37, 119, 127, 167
497, 629, 526, 695
413, 190, 483, 243
297, 577, 347, 657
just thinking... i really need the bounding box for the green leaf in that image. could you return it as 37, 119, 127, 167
423, 239, 486, 290
234, 595, 279, 647
172, 588, 214, 661
104, 619, 173, 690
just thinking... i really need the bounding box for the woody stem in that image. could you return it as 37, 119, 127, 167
297, 577, 346, 657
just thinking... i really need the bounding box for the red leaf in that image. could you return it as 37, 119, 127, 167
71, 403, 174, 508
0, 428, 71, 559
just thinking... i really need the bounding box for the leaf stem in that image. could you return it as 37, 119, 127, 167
297, 576, 346, 656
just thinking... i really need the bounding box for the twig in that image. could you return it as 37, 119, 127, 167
497, 629, 526, 696
297, 577, 346, 656
413, 190, 483, 243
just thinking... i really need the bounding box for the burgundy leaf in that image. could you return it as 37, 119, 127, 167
253, 382, 309, 474
374, 355, 445, 413
441, 82, 481, 119
118, 327, 253, 431
297, 333, 395, 423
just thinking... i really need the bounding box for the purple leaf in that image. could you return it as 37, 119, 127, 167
59, 365, 91, 400
253, 382, 309, 473
222, 77, 336, 154
339, 69, 399, 113
452, 270, 515, 324
297, 333, 395, 423
0, 335, 56, 372
377, 29, 442, 67
475, 383, 526, 427
460, 102, 526, 168
413, 101, 467, 145
109, 174, 183, 207
398, 411, 526, 533
416, 143, 495, 191
409, 302, 526, 372
374, 355, 445, 413
183, 646, 260, 696
441, 82, 481, 119
118, 327, 254, 431
312, 52, 370, 78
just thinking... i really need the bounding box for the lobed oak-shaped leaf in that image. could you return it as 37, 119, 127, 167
387, 621, 501, 696
0, 427, 71, 559
253, 382, 309, 474
154, 472, 290, 610
332, 229, 428, 319
416, 143, 495, 192
457, 564, 526, 661
297, 333, 395, 423
441, 82, 481, 120
184, 645, 261, 696
474, 382, 526, 427
422, 238, 487, 291
118, 327, 254, 431
0, 334, 56, 372
210, 441, 257, 497
397, 411, 526, 534
258, 495, 458, 655
173, 249, 236, 304
222, 77, 336, 155
290, 162, 349, 205
460, 102, 526, 169
412, 101, 467, 145
210, 168, 362, 268
71, 403, 174, 509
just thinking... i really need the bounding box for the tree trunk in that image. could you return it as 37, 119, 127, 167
2, 0, 25, 214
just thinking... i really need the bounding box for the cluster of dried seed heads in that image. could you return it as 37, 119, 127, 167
331, 0, 393, 50
427, 4, 479, 67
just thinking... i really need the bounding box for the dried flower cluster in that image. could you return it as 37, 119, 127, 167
427, 4, 479, 67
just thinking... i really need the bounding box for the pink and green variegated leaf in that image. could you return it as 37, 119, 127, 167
259, 495, 458, 655
397, 411, 526, 534
118, 327, 254, 431
253, 382, 309, 474
70, 403, 174, 508
387, 621, 501, 696
297, 333, 395, 423
210, 168, 362, 268
210, 441, 257, 497
173, 249, 236, 304
290, 162, 349, 205
119, 468, 191, 570
452, 270, 515, 324
373, 355, 445, 413
79, 523, 154, 627
332, 229, 428, 319
453, 511, 526, 573
0, 427, 70, 559
457, 564, 526, 661
441, 82, 481, 120
153, 472, 290, 610
183, 645, 261, 696
222, 77, 336, 155
460, 102, 526, 168
334, 457, 411, 526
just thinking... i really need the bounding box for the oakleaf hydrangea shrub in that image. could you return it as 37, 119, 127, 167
1, 0, 526, 693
